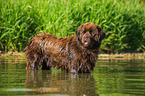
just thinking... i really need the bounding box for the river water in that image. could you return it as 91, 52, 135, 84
0, 57, 145, 96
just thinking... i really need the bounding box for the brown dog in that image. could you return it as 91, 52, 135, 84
25, 22, 106, 73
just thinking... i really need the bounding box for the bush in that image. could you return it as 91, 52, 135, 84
0, 0, 145, 53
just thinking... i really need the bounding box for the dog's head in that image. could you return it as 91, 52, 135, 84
76, 22, 106, 49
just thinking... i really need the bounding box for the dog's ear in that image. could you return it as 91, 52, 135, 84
76, 29, 80, 40
76, 25, 83, 41
97, 25, 106, 41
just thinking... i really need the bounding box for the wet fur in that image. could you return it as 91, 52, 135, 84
25, 22, 105, 73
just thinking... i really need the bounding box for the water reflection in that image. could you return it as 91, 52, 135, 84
94, 61, 145, 96
0, 58, 145, 96
25, 70, 98, 96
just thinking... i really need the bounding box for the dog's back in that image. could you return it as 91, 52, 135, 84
25, 33, 71, 70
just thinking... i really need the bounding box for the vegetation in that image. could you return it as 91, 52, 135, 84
0, 0, 145, 53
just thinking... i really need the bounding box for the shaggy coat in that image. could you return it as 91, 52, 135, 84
25, 22, 106, 73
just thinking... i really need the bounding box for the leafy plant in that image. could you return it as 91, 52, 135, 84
0, 0, 145, 53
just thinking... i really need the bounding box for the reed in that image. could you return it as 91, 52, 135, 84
0, 0, 145, 53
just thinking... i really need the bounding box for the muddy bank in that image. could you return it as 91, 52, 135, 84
99, 53, 144, 59
0, 52, 145, 61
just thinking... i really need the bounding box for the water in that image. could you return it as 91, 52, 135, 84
0, 57, 145, 96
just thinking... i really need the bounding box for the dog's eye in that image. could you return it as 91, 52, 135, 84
89, 30, 94, 35
92, 31, 97, 36
89, 30, 92, 33
91, 32, 94, 36
93, 34, 97, 37
82, 31, 86, 33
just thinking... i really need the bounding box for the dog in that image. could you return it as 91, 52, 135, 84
25, 22, 106, 73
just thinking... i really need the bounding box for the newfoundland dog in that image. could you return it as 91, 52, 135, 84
25, 22, 106, 73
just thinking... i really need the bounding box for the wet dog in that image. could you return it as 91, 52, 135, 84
25, 22, 106, 73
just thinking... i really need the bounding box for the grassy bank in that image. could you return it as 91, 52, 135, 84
0, 52, 144, 62
99, 53, 145, 61
0, 0, 145, 53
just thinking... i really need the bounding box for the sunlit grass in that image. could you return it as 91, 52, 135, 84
0, 0, 145, 53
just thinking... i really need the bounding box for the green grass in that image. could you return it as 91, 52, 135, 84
0, 0, 145, 53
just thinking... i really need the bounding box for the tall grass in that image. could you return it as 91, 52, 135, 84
0, 0, 145, 53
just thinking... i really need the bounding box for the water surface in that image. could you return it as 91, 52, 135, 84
0, 57, 145, 96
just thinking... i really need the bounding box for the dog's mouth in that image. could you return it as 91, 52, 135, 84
81, 35, 101, 48
82, 38, 101, 49
84, 41, 88, 45
83, 40, 90, 47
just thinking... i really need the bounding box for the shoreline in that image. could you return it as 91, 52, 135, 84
99, 53, 145, 60
0, 52, 144, 61
98, 53, 145, 62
